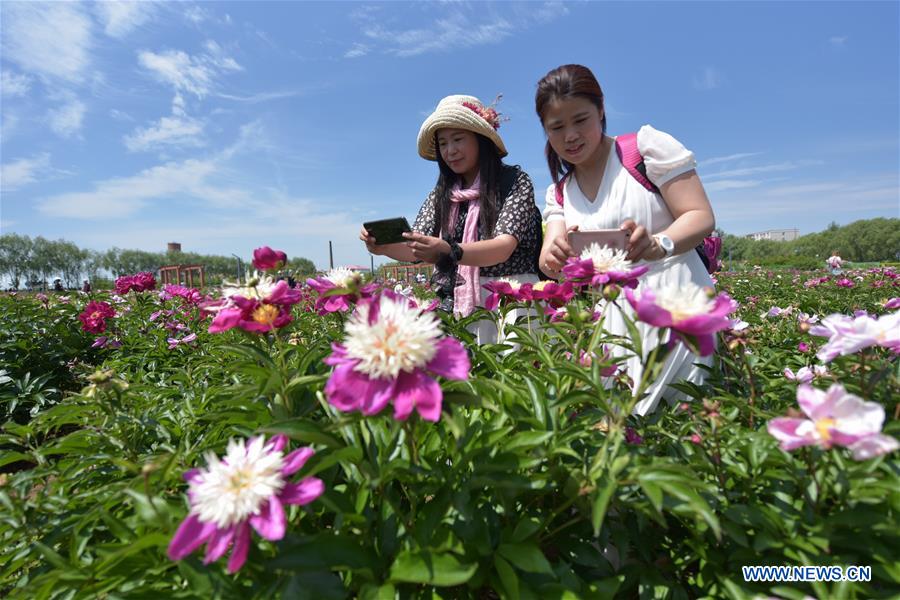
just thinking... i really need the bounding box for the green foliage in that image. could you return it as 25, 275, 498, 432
0, 265, 898, 599
0, 234, 319, 289
721, 218, 900, 265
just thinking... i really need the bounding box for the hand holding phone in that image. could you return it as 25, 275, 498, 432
567, 229, 629, 255
362, 217, 412, 245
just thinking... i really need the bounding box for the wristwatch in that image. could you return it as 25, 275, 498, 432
653, 234, 675, 258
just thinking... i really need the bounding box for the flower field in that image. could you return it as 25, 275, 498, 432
1, 254, 898, 599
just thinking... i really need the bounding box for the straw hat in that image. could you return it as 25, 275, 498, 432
417, 94, 508, 161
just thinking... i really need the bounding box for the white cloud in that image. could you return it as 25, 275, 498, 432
109, 109, 134, 121
138, 42, 242, 98
703, 160, 821, 180
94, 1, 156, 38
344, 43, 370, 59
1, 153, 51, 191
699, 152, 763, 167
215, 90, 303, 103
47, 100, 87, 138
829, 35, 848, 47
0, 2, 92, 83
705, 179, 763, 193
124, 115, 205, 152
350, 3, 564, 58
37, 158, 220, 219
183, 5, 211, 24
1, 70, 32, 96
693, 67, 721, 91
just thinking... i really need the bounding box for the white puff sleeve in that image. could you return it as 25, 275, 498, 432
636, 125, 697, 188
542, 183, 565, 223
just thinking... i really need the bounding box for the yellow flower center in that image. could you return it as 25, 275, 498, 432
252, 304, 280, 326
815, 418, 835, 443
531, 281, 550, 291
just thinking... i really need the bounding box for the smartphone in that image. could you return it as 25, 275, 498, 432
568, 229, 629, 255
363, 217, 413, 245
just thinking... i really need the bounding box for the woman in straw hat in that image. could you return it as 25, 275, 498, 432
360, 94, 542, 343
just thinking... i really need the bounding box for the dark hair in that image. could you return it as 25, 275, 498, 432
433, 132, 503, 239
534, 64, 607, 188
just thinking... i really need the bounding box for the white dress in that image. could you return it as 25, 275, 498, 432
543, 125, 713, 416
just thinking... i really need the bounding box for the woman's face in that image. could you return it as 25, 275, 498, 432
437, 128, 479, 183
542, 96, 604, 166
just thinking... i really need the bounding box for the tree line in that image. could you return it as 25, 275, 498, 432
720, 218, 899, 266
0, 233, 318, 290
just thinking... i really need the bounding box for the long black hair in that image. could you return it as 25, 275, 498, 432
433, 132, 504, 240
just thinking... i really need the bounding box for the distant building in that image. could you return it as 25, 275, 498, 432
746, 228, 799, 242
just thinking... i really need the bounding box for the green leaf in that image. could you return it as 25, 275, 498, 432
389, 550, 477, 587
261, 419, 343, 448
494, 555, 519, 599
504, 431, 553, 452
592, 475, 617, 535
498, 543, 553, 574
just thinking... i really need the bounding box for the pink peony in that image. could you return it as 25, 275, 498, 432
625, 282, 737, 356
520, 280, 575, 307
809, 312, 900, 362
563, 243, 648, 289
324, 293, 469, 422
79, 301, 116, 334
167, 435, 324, 573
767, 384, 899, 460
306, 267, 377, 315
115, 272, 156, 294
483, 278, 528, 311
834, 278, 854, 288
252, 246, 288, 271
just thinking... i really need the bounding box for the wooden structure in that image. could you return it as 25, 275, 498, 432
159, 264, 206, 288
379, 263, 433, 283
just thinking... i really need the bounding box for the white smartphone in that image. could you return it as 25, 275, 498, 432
567, 229, 629, 255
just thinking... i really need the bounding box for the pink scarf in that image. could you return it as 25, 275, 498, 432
444, 174, 481, 317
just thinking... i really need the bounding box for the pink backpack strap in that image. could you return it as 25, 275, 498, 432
614, 132, 658, 193
554, 173, 569, 207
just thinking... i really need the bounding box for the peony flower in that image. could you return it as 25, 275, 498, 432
115, 272, 156, 295
324, 293, 469, 422
562, 243, 648, 289
835, 278, 854, 288
625, 281, 737, 356
483, 277, 527, 311
783, 366, 815, 383
521, 280, 575, 307
79, 301, 116, 334
809, 312, 900, 362
884, 297, 900, 310
160, 284, 204, 305
767, 384, 899, 460
798, 342, 810, 353
252, 246, 288, 271
306, 267, 376, 315
625, 427, 643, 445
167, 435, 324, 573
703, 236, 723, 274
168, 333, 198, 349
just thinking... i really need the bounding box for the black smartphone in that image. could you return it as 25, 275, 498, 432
363, 217, 412, 245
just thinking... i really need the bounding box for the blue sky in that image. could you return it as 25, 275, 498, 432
1, 1, 897, 270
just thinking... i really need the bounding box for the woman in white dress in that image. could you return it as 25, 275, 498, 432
535, 64, 717, 415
